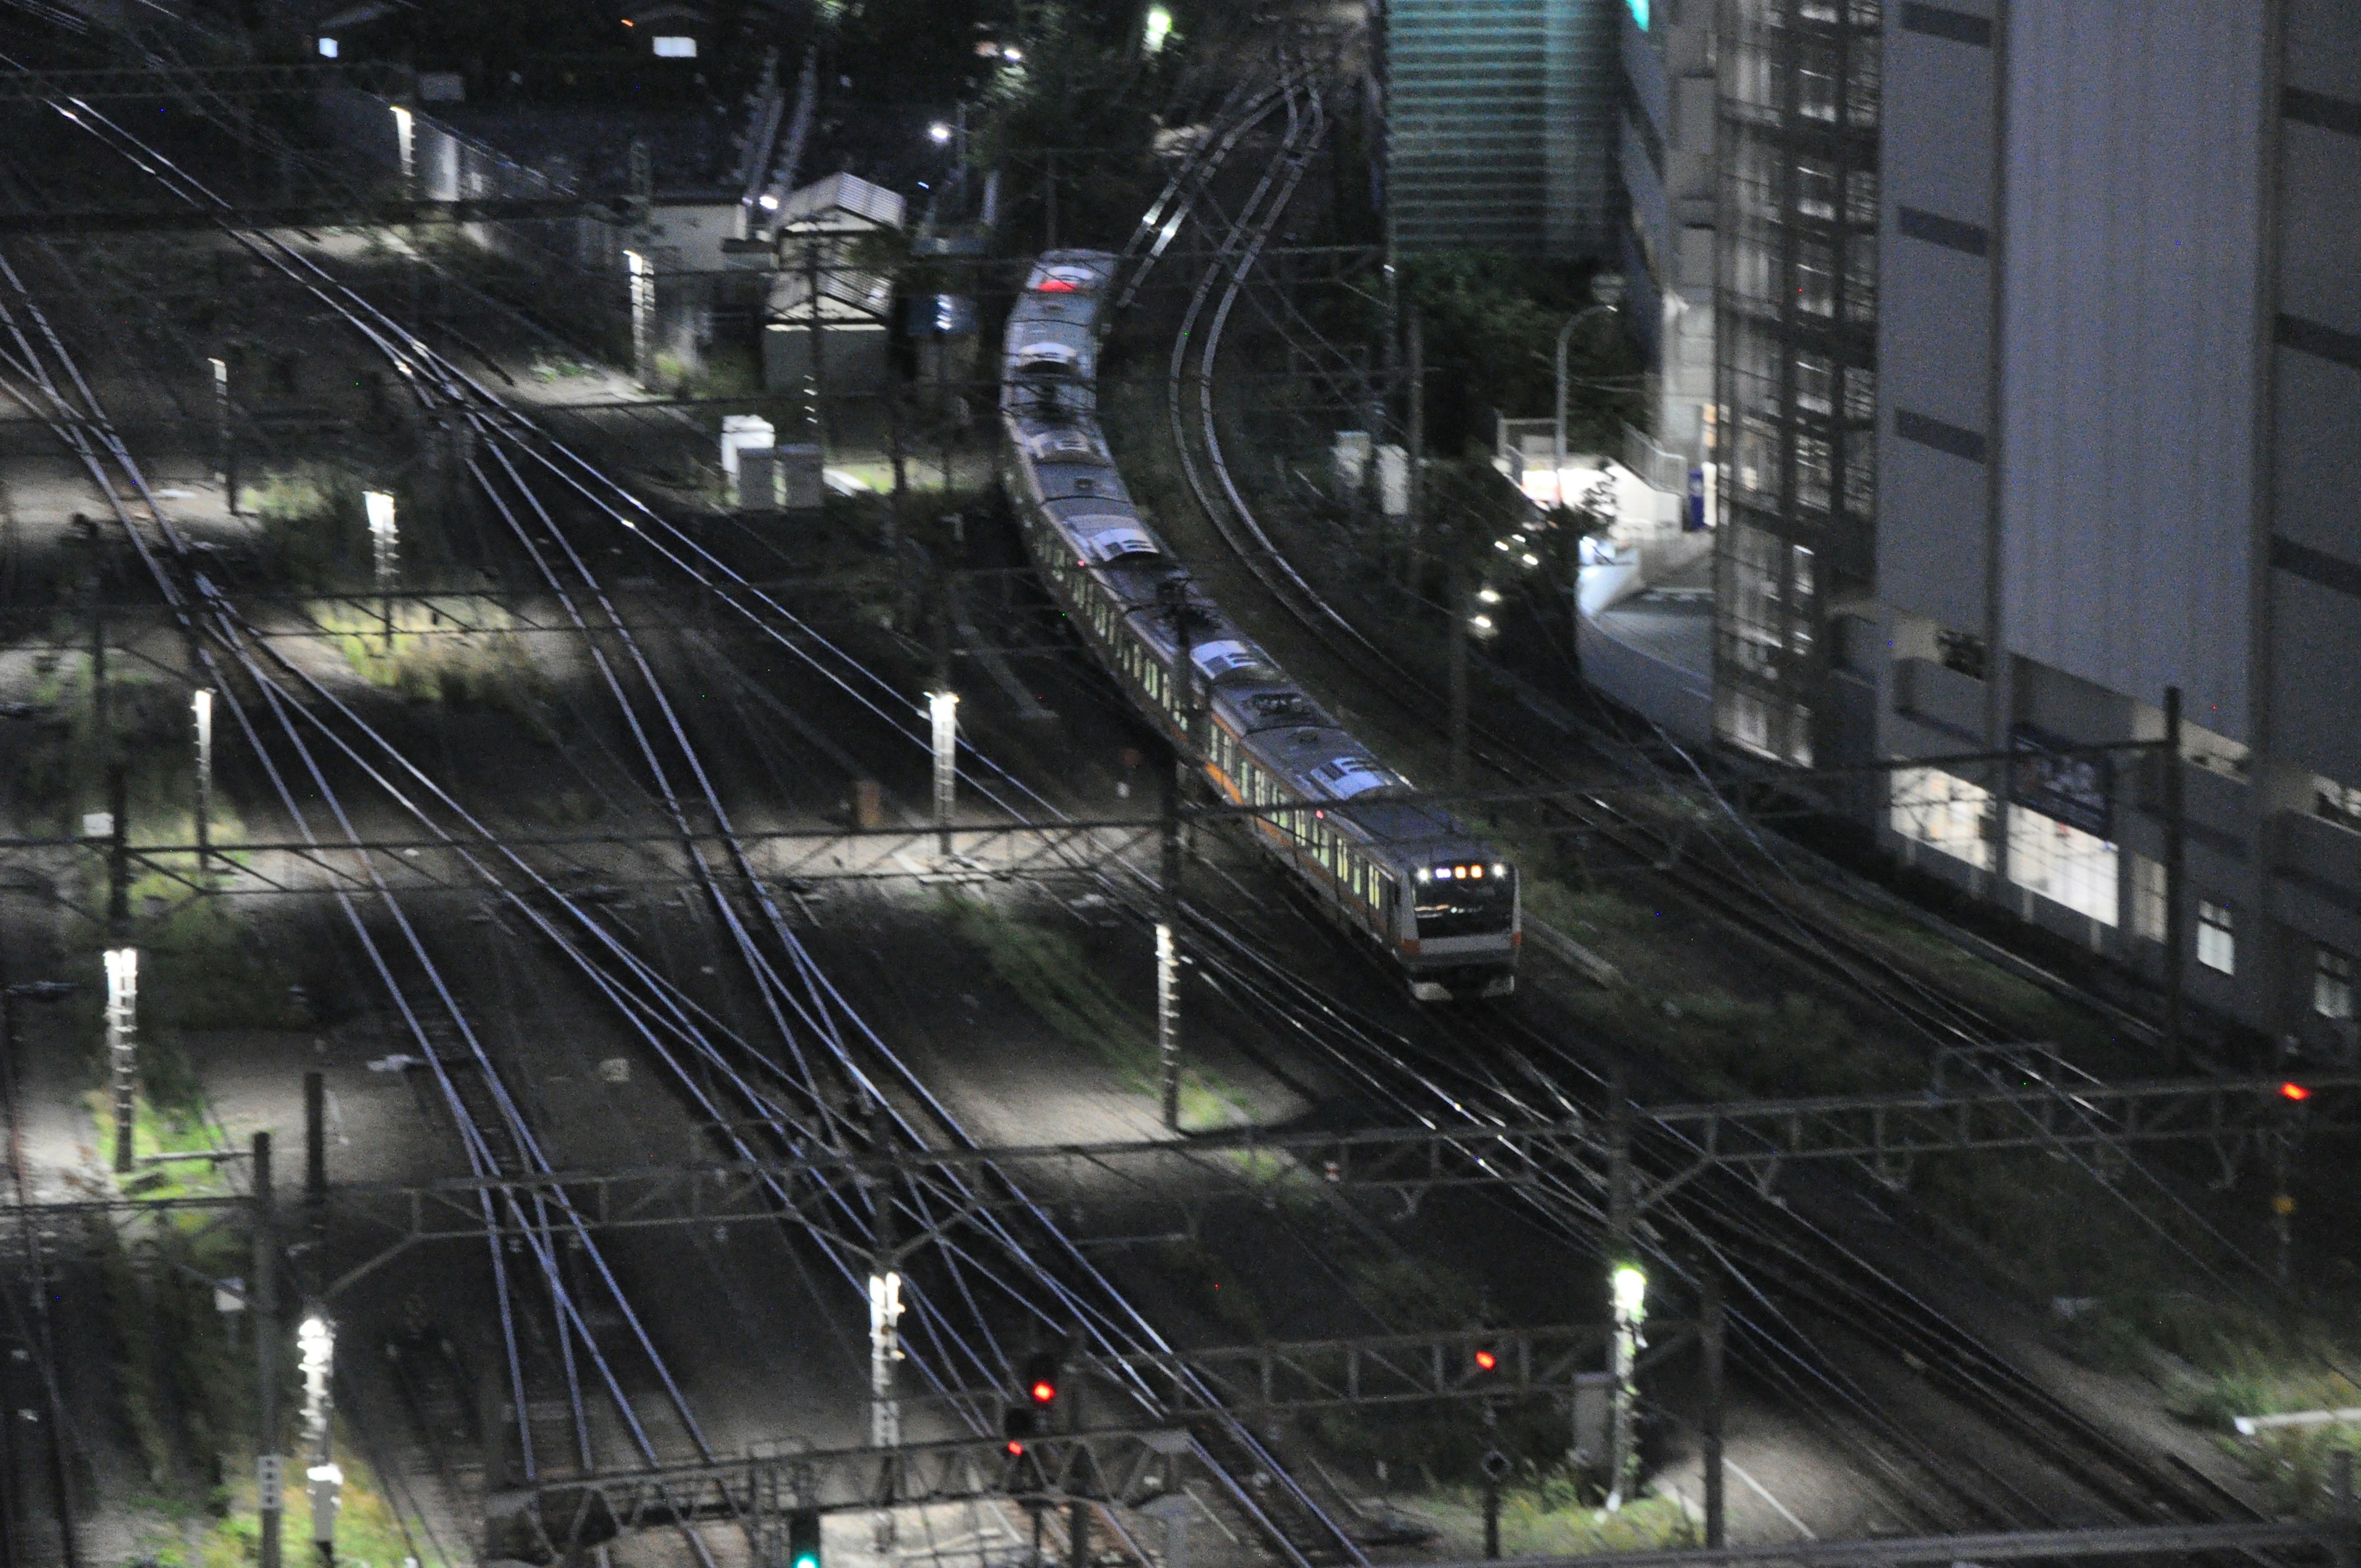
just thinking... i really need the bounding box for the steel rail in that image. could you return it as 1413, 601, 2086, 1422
29, 76, 1389, 1568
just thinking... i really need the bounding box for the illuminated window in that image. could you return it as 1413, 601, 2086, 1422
1796, 241, 1836, 316
2007, 806, 2118, 927
652, 34, 697, 57
317, 36, 339, 57
1890, 767, 1993, 872
1628, 0, 1649, 26
2197, 901, 2235, 975
2317, 950, 2354, 1021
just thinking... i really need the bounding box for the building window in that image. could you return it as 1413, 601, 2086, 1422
1796, 240, 1835, 315
2127, 853, 2167, 942
1794, 434, 1833, 510
2007, 806, 2118, 927
1843, 235, 1878, 322
1798, 45, 1838, 122
1797, 159, 1837, 220
1891, 767, 1995, 872
652, 34, 698, 57
2317, 950, 2355, 1020
1795, 352, 1835, 413
1846, 169, 1879, 228
2197, 901, 2235, 974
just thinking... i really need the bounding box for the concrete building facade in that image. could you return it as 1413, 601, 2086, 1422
1619, 0, 1719, 461
1864, 0, 2361, 1050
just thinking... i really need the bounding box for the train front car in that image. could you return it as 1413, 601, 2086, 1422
1392, 822, 1520, 1000
1002, 252, 1117, 412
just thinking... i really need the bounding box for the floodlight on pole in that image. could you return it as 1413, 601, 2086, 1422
297, 1309, 340, 1552
1605, 1261, 1647, 1512
364, 491, 398, 655
928, 689, 959, 857
104, 947, 137, 1174
867, 1268, 904, 1449
193, 688, 214, 868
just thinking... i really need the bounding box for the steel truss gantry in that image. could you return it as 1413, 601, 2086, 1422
19, 1072, 2350, 1285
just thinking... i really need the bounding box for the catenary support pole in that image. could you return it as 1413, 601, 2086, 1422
253, 1132, 282, 1568
2163, 686, 2186, 1069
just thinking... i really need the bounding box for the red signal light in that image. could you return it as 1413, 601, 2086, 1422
1473, 1348, 1498, 1372
1035, 278, 1078, 293
1006, 1439, 1026, 1457
1030, 1379, 1058, 1404
2280, 1082, 2311, 1102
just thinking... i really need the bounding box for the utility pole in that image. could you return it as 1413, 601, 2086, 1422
2163, 685, 2186, 1070
210, 355, 235, 513
1603, 1068, 1642, 1513
1161, 579, 1196, 1131
1064, 1372, 1086, 1568
1701, 1267, 1725, 1548
929, 534, 958, 860
868, 1191, 903, 1556
1043, 149, 1058, 251
1406, 311, 1424, 590
1447, 547, 1469, 793
1158, 767, 1184, 1131
253, 1132, 283, 1568
804, 241, 827, 448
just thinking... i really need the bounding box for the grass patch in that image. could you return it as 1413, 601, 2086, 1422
307, 595, 552, 720
1409, 1483, 1696, 1557
940, 891, 1249, 1128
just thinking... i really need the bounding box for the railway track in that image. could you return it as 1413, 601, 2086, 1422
1113, 73, 2284, 1546
7, 65, 1413, 1568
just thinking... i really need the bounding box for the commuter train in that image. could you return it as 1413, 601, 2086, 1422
998, 251, 1519, 1000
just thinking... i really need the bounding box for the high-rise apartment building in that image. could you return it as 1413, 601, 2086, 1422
1709, 0, 1882, 766
1385, 0, 1621, 257
1855, 0, 2360, 1047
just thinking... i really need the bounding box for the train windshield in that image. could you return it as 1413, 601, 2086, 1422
1412, 863, 1516, 938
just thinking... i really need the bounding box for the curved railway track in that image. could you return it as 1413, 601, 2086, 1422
1119, 66, 2278, 1547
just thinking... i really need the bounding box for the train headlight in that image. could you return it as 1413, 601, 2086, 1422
1417, 868, 1431, 883
1493, 863, 1506, 877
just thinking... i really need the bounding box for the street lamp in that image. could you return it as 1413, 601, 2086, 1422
1553, 272, 1625, 504
927, 121, 952, 146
